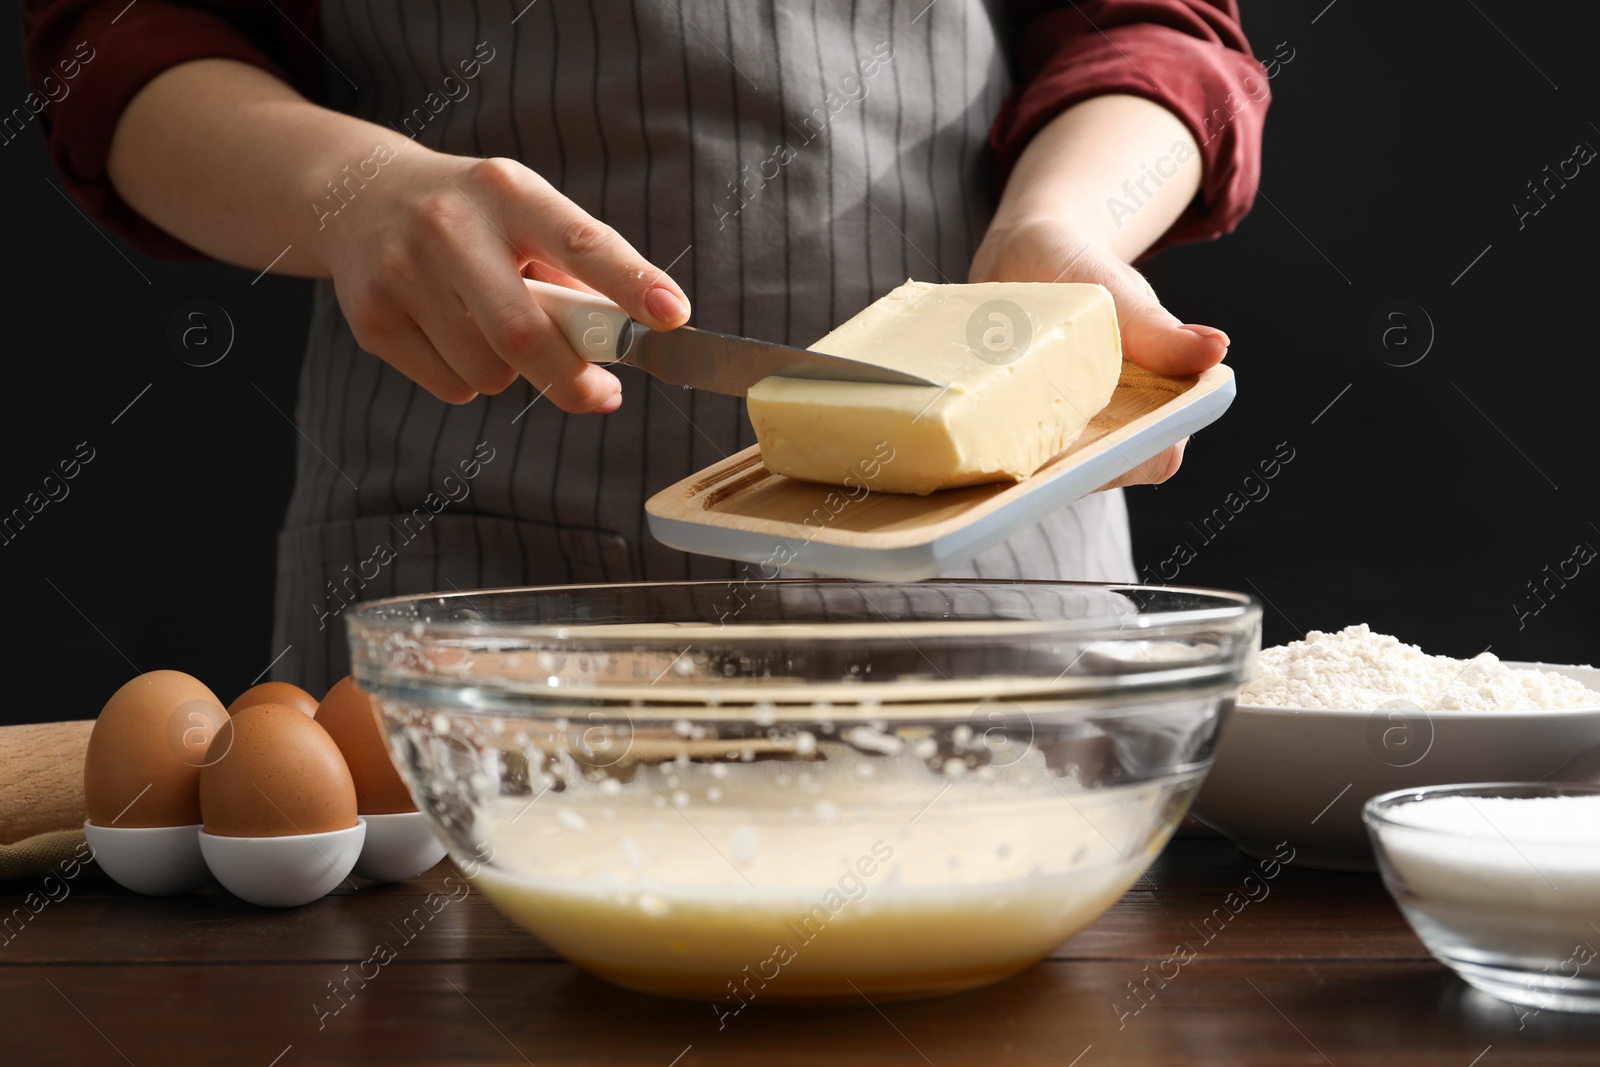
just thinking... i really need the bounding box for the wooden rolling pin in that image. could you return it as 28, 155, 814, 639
0, 720, 92, 844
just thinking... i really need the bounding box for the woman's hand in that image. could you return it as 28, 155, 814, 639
968, 215, 1229, 375
107, 59, 689, 414
318, 151, 689, 412
969, 95, 1229, 490
969, 216, 1221, 490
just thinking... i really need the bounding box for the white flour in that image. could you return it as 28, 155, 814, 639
1240, 624, 1600, 711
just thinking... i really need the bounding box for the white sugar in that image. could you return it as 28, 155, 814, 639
1240, 624, 1600, 711
1384, 795, 1600, 845
1376, 796, 1600, 955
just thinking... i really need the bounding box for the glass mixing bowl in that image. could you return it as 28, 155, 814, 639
347, 580, 1259, 1004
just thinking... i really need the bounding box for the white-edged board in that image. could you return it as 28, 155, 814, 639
646, 361, 1236, 581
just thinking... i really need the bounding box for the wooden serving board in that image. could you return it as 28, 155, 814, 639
646, 361, 1235, 581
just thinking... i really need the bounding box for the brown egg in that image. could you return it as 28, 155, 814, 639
228, 681, 318, 717
315, 676, 416, 814
84, 670, 228, 828
200, 704, 359, 837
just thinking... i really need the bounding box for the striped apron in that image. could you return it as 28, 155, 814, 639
272, 0, 1136, 693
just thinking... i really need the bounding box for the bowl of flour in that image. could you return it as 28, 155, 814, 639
1189, 625, 1600, 870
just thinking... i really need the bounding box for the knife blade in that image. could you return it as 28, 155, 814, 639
525, 279, 938, 396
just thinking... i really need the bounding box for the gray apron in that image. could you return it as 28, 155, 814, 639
272, 0, 1137, 693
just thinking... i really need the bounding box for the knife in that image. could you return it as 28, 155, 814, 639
524, 279, 937, 396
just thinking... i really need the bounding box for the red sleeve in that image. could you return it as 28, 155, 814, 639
21, 0, 324, 259
993, 0, 1269, 255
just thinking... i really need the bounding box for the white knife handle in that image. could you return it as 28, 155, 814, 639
523, 279, 634, 363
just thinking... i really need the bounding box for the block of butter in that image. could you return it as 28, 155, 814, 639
747, 280, 1122, 495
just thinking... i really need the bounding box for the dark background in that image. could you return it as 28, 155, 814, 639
3, 2, 1595, 726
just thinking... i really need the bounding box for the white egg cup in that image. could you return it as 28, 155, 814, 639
352, 811, 448, 882
83, 821, 212, 896
199, 822, 366, 907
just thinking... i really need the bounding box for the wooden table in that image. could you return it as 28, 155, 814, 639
6, 836, 1598, 1065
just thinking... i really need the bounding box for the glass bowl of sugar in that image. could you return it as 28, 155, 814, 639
1365, 782, 1600, 1014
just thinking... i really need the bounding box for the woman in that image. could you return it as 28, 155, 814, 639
25, 0, 1267, 692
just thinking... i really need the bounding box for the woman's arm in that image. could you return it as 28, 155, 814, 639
992, 93, 1203, 264
970, 94, 1222, 490
107, 58, 373, 278
994, 0, 1268, 253
971, 93, 1223, 377
23, 0, 326, 258
103, 58, 689, 413
976, 2, 1269, 487
980, 0, 1268, 367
